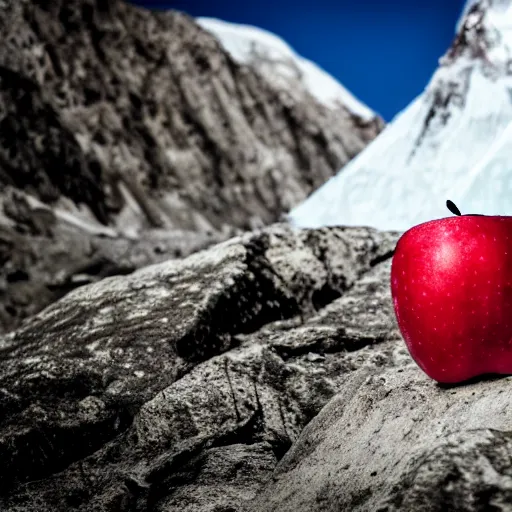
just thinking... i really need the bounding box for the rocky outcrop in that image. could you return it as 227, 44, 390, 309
0, 186, 228, 333
4, 218, 509, 511
0, 0, 381, 333
248, 362, 512, 512
0, 224, 399, 511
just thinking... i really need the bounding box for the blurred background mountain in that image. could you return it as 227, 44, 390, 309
132, 0, 467, 120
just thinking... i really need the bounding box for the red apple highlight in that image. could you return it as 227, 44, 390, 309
391, 200, 512, 383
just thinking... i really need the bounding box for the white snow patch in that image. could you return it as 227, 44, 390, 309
197, 17, 375, 119
289, 0, 512, 232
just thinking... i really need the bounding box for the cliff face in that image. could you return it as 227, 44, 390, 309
0, 0, 381, 235
0, 0, 381, 333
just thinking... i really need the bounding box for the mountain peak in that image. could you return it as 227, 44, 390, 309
197, 17, 377, 121
289, 0, 512, 232
447, 0, 512, 68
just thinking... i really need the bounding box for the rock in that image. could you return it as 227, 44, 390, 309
0, 224, 399, 511
0, 0, 381, 333
0, 187, 229, 333
156, 443, 278, 512
0, 0, 381, 231
248, 350, 512, 511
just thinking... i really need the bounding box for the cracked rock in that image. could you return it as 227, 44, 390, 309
248, 364, 512, 512
0, 224, 399, 511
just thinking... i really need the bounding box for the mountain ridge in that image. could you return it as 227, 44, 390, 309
0, 0, 381, 236
197, 17, 378, 120
290, 0, 512, 231
0, 0, 381, 333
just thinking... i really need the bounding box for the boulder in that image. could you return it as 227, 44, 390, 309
249, 335, 512, 511
0, 224, 399, 511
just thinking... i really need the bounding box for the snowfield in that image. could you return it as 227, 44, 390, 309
289, 0, 512, 231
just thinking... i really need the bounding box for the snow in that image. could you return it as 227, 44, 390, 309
289, 0, 512, 232
196, 17, 375, 119
456, 0, 478, 32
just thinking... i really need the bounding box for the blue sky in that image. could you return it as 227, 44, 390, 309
131, 0, 466, 121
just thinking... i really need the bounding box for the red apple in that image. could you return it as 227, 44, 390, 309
391, 200, 512, 383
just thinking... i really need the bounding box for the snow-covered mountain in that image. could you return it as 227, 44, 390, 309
197, 17, 375, 120
289, 0, 512, 232
456, 0, 478, 31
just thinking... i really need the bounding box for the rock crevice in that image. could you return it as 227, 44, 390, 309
0, 224, 400, 510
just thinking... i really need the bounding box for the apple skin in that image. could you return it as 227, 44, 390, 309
391, 215, 512, 384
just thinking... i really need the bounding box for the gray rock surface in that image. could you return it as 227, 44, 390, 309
0, 186, 229, 333
5, 214, 507, 511
248, 348, 512, 511
0, 224, 400, 511
0, 0, 382, 333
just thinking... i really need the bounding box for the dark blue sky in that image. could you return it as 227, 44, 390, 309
131, 0, 466, 120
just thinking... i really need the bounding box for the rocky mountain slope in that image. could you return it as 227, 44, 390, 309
0, 223, 402, 511
0, 0, 381, 333
197, 17, 377, 120
0, 0, 382, 234
290, 0, 512, 231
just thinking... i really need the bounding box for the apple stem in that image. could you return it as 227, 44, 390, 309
446, 200, 462, 216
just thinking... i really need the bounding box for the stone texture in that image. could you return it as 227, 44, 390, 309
0, 186, 229, 333
6, 214, 510, 511
0, 0, 382, 333
0, 224, 399, 511
0, 0, 379, 225
248, 352, 512, 512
